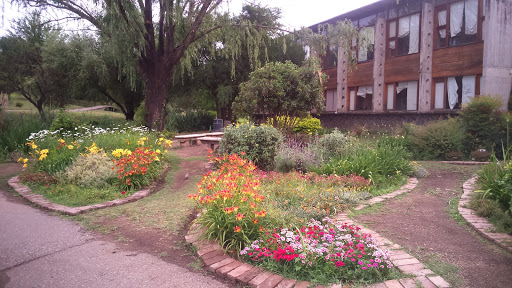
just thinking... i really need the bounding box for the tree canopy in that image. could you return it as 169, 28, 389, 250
233, 59, 325, 132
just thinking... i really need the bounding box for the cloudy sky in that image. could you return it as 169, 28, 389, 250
1, 0, 380, 35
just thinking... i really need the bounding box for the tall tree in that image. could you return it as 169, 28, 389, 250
18, 0, 284, 130
0, 11, 60, 120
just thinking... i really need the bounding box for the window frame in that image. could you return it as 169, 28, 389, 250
348, 86, 374, 111
385, 81, 419, 111
434, 0, 483, 49
431, 74, 481, 110
386, 11, 422, 58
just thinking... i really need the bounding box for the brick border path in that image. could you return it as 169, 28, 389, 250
458, 176, 512, 253
186, 178, 452, 288
8, 176, 154, 216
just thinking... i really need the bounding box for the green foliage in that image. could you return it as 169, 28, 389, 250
404, 118, 467, 160
312, 137, 412, 188
50, 113, 79, 133
56, 153, 116, 188
233, 59, 325, 133
310, 129, 358, 162
468, 197, 512, 234
477, 151, 512, 214
0, 113, 49, 160
274, 139, 320, 173
189, 154, 268, 251
218, 123, 283, 171
459, 96, 506, 151
292, 116, 322, 135
166, 108, 216, 133
15, 102, 23, 107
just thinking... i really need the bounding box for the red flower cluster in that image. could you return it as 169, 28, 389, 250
113, 147, 159, 187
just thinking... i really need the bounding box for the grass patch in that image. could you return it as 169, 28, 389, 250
349, 202, 384, 218
181, 155, 207, 162
447, 197, 467, 226
73, 155, 198, 234
467, 196, 512, 234
411, 251, 463, 287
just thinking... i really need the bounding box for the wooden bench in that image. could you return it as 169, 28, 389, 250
174, 132, 224, 146
197, 136, 222, 151
174, 133, 206, 146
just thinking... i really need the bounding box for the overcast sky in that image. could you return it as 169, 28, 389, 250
1, 0, 380, 35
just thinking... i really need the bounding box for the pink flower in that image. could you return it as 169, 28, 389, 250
121, 191, 126, 194
335, 261, 345, 267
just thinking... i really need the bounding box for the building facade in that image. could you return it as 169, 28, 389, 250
314, 0, 512, 130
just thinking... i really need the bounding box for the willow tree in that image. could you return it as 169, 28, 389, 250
18, 0, 282, 130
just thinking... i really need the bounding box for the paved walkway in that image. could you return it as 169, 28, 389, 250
0, 189, 229, 288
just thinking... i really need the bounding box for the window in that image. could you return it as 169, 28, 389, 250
433, 75, 478, 109
325, 89, 337, 112
386, 81, 418, 111
351, 15, 376, 63
435, 0, 479, 48
358, 27, 375, 62
387, 13, 420, 57
349, 86, 373, 111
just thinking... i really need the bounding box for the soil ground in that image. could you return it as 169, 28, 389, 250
353, 165, 512, 288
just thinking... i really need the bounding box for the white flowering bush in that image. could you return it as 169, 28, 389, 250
56, 153, 116, 188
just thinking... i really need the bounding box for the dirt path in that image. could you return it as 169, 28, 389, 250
353, 165, 512, 288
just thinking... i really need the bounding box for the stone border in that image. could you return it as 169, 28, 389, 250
8, 176, 154, 216
458, 176, 512, 253
186, 178, 451, 288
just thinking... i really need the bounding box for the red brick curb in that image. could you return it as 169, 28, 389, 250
458, 176, 512, 253
8, 176, 154, 216
187, 178, 451, 288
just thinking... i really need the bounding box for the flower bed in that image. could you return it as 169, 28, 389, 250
17, 125, 173, 207
188, 153, 399, 285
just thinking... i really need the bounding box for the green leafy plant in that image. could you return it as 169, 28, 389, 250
404, 118, 466, 160
188, 154, 268, 251
292, 116, 322, 135
50, 113, 79, 133
218, 123, 282, 171
57, 153, 116, 188
274, 139, 320, 173
310, 129, 358, 162
459, 96, 506, 152
477, 150, 512, 214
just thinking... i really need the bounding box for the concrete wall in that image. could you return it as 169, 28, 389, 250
318, 111, 458, 132
481, 0, 512, 108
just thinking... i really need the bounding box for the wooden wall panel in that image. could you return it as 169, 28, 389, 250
432, 42, 483, 78
348, 61, 374, 87
385, 54, 421, 83
323, 68, 338, 89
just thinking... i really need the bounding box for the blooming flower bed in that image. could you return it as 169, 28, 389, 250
240, 218, 393, 284
188, 153, 398, 285
17, 125, 173, 206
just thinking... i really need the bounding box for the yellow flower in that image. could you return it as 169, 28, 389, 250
17, 157, 23, 162
23, 158, 28, 163
58, 139, 65, 144
40, 149, 49, 154
23, 163, 27, 168
38, 154, 47, 161
125, 139, 130, 145
26, 141, 37, 149
67, 145, 74, 150
155, 149, 161, 154
154, 156, 160, 162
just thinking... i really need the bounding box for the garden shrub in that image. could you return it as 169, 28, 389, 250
313, 139, 412, 188
459, 96, 506, 152
477, 154, 512, 214
310, 129, 358, 162
166, 108, 216, 133
0, 112, 48, 160
188, 154, 268, 251
274, 139, 320, 173
219, 123, 282, 171
56, 153, 116, 188
292, 116, 322, 135
404, 117, 466, 160
50, 113, 79, 133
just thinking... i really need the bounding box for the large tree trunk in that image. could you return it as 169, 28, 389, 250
144, 72, 169, 131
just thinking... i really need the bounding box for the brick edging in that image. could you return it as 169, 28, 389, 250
458, 176, 512, 253
186, 178, 451, 288
8, 176, 154, 216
